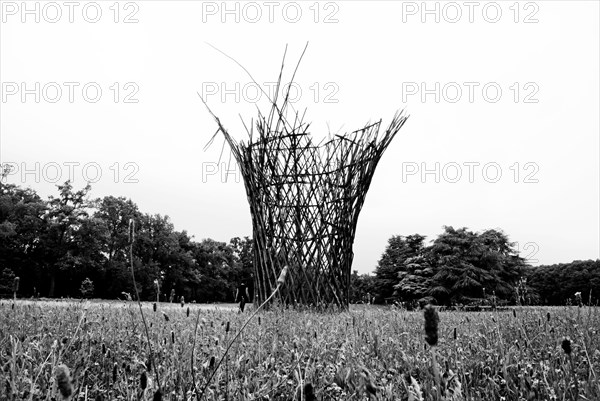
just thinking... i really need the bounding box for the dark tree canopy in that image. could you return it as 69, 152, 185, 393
350, 270, 378, 303
0, 181, 253, 302
374, 234, 426, 303
525, 260, 600, 305
375, 227, 529, 306
426, 227, 526, 304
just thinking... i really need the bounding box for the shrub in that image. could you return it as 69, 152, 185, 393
80, 278, 94, 298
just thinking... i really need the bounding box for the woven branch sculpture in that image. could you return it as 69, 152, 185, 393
203, 55, 408, 309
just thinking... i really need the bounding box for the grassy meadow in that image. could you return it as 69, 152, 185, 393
1, 299, 599, 400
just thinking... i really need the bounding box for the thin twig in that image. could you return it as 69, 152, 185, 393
191, 309, 201, 397
197, 282, 283, 400
128, 219, 161, 392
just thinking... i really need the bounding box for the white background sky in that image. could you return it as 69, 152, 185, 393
1, 0, 599, 274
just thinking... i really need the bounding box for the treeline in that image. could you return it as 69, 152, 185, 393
0, 181, 253, 302
526, 260, 599, 305
1, 182, 598, 306
352, 228, 599, 307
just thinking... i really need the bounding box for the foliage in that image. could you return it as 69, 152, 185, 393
0, 183, 47, 296
427, 227, 527, 305
525, 259, 600, 305
1, 181, 596, 307
374, 234, 426, 303
0, 182, 252, 302
79, 277, 94, 298
0, 268, 17, 297
39, 181, 93, 297
383, 227, 528, 306
350, 270, 378, 303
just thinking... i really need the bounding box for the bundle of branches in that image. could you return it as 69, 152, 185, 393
202, 45, 408, 309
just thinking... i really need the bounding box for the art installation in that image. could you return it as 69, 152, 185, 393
204, 48, 408, 308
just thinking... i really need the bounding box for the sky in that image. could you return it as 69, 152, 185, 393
1, 0, 599, 274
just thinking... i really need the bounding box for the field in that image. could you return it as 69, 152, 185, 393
1, 300, 599, 400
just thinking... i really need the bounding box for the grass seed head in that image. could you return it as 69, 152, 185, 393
56, 364, 73, 399
128, 219, 135, 243
424, 304, 439, 347
277, 265, 289, 285
13, 277, 20, 293
303, 382, 316, 401
140, 371, 147, 390
361, 367, 379, 395
575, 292, 582, 307
561, 337, 572, 355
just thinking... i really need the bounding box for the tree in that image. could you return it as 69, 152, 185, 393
39, 181, 92, 297
526, 260, 599, 305
374, 234, 426, 303
94, 196, 140, 262
91, 196, 142, 298
0, 182, 258, 302
394, 254, 436, 304
377, 227, 528, 306
190, 238, 238, 302
230, 236, 254, 300
350, 270, 378, 303
0, 183, 47, 296
0, 268, 17, 297
131, 213, 182, 300
427, 227, 526, 305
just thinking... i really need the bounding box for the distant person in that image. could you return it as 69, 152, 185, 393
235, 281, 250, 312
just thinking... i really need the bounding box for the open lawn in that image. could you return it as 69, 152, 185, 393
1, 300, 598, 400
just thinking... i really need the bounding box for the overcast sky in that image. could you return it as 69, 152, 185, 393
1, 1, 599, 274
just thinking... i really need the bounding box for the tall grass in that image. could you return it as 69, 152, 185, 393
2, 301, 599, 400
